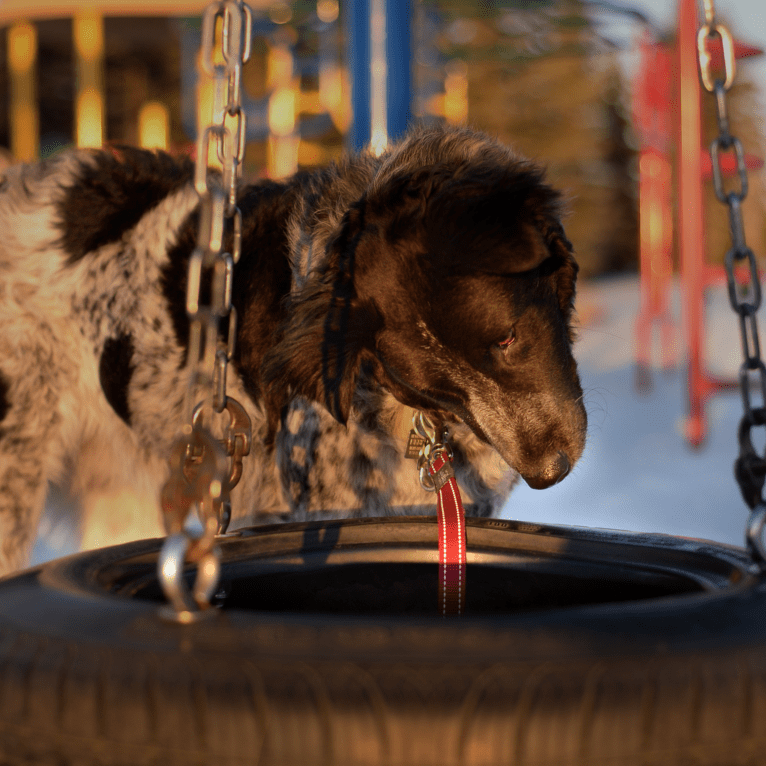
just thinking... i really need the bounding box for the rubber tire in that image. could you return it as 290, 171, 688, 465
1, 516, 766, 766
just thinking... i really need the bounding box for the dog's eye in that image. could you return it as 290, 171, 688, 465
497, 329, 516, 352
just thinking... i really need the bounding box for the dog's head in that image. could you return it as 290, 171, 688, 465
264, 127, 587, 490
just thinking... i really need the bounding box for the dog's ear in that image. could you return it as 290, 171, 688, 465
368, 166, 451, 243
261, 202, 381, 424
544, 221, 579, 328
501, 221, 552, 274
417, 162, 565, 275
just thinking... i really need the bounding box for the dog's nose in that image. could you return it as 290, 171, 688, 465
524, 450, 571, 490
551, 450, 571, 483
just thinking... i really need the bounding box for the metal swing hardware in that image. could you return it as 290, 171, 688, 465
158, 0, 253, 622
407, 411, 449, 491
696, 0, 766, 564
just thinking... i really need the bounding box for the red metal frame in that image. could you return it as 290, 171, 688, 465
634, 0, 763, 446
677, 0, 709, 447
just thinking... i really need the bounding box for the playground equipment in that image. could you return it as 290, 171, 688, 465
3, 1, 463, 176
2, 3, 216, 160
634, 0, 765, 447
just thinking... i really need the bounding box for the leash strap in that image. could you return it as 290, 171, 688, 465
427, 450, 467, 616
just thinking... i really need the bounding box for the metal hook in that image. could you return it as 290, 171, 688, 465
412, 411, 436, 445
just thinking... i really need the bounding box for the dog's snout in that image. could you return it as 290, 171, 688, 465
551, 450, 571, 483
524, 450, 571, 490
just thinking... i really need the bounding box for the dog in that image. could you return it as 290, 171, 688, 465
0, 124, 586, 574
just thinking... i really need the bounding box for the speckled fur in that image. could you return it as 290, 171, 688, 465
0, 125, 585, 574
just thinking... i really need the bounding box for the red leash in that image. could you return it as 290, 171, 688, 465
408, 413, 467, 616
427, 449, 467, 615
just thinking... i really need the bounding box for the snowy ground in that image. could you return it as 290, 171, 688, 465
502, 274, 758, 547
31, 274, 760, 565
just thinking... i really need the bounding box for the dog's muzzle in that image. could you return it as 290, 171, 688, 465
523, 450, 572, 490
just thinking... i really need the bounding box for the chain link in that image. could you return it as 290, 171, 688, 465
697, 21, 736, 92
158, 0, 253, 621
696, 0, 766, 562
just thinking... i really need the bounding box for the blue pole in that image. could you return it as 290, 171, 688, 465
346, 1, 370, 151
386, 0, 411, 143
345, 0, 411, 151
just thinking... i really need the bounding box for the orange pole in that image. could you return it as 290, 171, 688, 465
677, 0, 707, 446
8, 21, 38, 161
74, 10, 105, 148
634, 36, 676, 386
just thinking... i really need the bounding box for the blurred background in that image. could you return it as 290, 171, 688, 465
1, 0, 765, 559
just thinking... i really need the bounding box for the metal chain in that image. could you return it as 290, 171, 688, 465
696, 1, 766, 563
158, 0, 253, 621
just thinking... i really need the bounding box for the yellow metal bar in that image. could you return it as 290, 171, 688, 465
267, 42, 298, 178
74, 10, 104, 148
8, 21, 38, 161
444, 60, 468, 127
0, 1, 272, 25
139, 101, 169, 150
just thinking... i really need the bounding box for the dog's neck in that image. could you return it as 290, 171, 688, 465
284, 154, 380, 293
229, 154, 380, 429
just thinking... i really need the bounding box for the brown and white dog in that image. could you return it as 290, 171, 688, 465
0, 124, 586, 574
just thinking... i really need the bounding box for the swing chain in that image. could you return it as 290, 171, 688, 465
697, 1, 766, 561
157, 0, 253, 621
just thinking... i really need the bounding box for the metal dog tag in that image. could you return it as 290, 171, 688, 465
430, 459, 455, 492
405, 430, 427, 459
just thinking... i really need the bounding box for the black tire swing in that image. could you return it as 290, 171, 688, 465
3, 3, 766, 766
1, 517, 766, 766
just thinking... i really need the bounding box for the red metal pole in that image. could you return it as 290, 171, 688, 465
636, 149, 675, 375
634, 36, 676, 388
677, 0, 707, 447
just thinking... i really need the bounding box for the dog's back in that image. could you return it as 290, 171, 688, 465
0, 151, 196, 566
